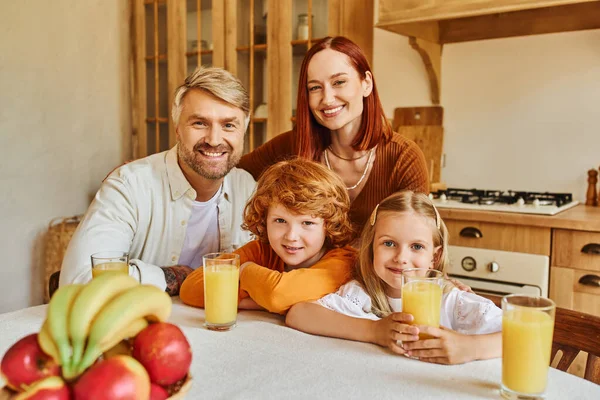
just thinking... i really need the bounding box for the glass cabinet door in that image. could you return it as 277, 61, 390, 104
185, 0, 215, 74
232, 0, 268, 154
290, 0, 330, 123
133, 0, 186, 158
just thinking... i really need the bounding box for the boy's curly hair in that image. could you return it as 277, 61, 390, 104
242, 158, 354, 248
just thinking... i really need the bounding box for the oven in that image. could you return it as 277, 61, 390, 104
446, 245, 549, 298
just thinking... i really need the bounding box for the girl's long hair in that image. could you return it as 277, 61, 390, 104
295, 36, 392, 161
355, 191, 449, 317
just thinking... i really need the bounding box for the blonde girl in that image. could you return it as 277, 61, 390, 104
286, 190, 502, 365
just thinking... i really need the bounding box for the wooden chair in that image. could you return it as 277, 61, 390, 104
49, 271, 61, 299
552, 307, 600, 384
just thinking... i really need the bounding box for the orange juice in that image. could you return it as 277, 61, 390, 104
402, 281, 442, 338
502, 308, 554, 394
91, 262, 129, 278
204, 265, 239, 325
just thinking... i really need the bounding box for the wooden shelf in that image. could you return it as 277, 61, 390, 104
145, 54, 168, 62
236, 43, 267, 53
290, 37, 326, 46
185, 50, 213, 57
376, 0, 600, 44
143, 0, 166, 6
145, 117, 169, 124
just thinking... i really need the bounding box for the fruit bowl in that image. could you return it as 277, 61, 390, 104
0, 376, 192, 399
167, 375, 193, 400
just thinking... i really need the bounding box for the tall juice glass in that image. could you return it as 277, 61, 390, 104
401, 268, 444, 339
203, 253, 240, 331
501, 294, 555, 400
91, 251, 131, 278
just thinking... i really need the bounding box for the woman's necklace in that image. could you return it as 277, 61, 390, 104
324, 147, 375, 191
326, 146, 369, 161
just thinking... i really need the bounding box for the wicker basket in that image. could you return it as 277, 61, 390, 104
44, 215, 82, 302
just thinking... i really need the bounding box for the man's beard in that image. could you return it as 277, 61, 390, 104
178, 141, 241, 180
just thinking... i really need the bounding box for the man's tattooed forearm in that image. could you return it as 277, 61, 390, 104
161, 265, 193, 296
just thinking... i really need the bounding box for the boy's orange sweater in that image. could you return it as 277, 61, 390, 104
179, 240, 356, 314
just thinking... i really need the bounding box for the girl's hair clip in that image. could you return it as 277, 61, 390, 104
370, 203, 380, 226
432, 204, 441, 230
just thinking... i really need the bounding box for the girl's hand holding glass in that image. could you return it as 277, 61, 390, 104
372, 312, 419, 355
403, 325, 478, 365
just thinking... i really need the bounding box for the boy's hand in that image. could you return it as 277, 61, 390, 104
402, 325, 475, 365
372, 312, 419, 355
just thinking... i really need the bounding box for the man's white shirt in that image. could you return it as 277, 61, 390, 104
59, 145, 256, 290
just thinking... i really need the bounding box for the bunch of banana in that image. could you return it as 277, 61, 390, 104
38, 273, 172, 380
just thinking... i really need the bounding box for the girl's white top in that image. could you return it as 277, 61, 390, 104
316, 280, 502, 334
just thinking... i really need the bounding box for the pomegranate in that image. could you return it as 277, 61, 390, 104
149, 383, 169, 400
12, 376, 70, 400
132, 323, 192, 385
0, 333, 60, 391
72, 355, 150, 400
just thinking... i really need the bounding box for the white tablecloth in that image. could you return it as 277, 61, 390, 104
1, 299, 599, 399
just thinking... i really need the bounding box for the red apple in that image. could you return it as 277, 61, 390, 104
13, 376, 70, 400
0, 333, 60, 391
132, 322, 192, 385
72, 355, 150, 400
149, 383, 169, 400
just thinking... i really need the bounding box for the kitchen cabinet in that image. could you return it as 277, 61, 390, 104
374, 0, 600, 106
131, 0, 374, 158
441, 205, 600, 378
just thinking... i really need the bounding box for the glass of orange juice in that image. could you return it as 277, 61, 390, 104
501, 294, 555, 399
203, 252, 240, 331
401, 268, 444, 339
91, 251, 139, 280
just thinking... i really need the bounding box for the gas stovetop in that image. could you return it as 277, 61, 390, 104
430, 188, 579, 215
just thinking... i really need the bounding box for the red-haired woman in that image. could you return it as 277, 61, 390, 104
238, 36, 428, 236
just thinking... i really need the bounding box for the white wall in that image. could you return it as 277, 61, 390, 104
0, 0, 131, 312
374, 28, 600, 202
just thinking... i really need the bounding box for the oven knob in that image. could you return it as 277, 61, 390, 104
461, 257, 476, 272
488, 261, 499, 273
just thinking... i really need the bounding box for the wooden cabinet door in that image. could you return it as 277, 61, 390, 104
550, 266, 600, 316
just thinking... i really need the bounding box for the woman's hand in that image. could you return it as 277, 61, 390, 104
401, 325, 476, 365
372, 312, 419, 355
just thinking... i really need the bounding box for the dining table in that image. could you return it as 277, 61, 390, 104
1, 298, 599, 399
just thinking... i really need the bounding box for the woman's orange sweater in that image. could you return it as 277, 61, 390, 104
238, 130, 429, 234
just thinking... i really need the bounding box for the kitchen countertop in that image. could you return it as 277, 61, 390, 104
438, 205, 600, 232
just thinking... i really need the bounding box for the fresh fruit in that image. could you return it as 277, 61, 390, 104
0, 333, 60, 391
13, 376, 70, 400
69, 273, 139, 368
77, 285, 172, 374
46, 284, 84, 367
150, 383, 169, 400
102, 339, 133, 359
72, 355, 150, 400
37, 321, 60, 364
132, 323, 191, 385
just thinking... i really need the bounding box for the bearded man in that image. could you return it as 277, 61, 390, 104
60, 67, 256, 295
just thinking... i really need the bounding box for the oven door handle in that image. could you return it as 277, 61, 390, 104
578, 274, 600, 287
460, 227, 483, 238
581, 243, 600, 255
